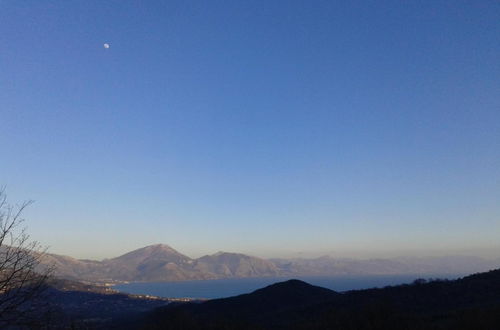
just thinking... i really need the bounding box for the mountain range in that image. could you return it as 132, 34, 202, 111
43, 244, 280, 282
42, 244, 500, 283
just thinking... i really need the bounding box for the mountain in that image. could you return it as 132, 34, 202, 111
101, 244, 201, 282
140, 279, 341, 329
41, 253, 103, 281
135, 269, 500, 329
44, 244, 500, 283
192, 279, 339, 318
193, 252, 280, 278
271, 255, 500, 276
46, 245, 281, 283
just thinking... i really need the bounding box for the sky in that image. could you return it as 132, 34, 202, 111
1, 0, 499, 260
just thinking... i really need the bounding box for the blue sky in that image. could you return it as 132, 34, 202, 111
1, 1, 499, 259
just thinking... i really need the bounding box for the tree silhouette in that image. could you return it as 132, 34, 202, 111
0, 188, 53, 326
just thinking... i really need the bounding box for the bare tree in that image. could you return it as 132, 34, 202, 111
0, 188, 53, 327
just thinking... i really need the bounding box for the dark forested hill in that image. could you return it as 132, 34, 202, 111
33, 278, 191, 329
133, 269, 500, 330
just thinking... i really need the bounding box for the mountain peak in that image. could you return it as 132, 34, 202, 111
253, 279, 339, 297
147, 243, 176, 251
111, 244, 191, 264
195, 279, 339, 317
212, 251, 242, 257
129, 243, 180, 254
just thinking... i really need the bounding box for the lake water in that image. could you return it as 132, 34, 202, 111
114, 274, 460, 299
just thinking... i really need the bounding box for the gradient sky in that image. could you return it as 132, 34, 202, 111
1, 1, 499, 260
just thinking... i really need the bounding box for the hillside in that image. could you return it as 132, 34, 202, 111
40, 278, 171, 328
136, 269, 500, 329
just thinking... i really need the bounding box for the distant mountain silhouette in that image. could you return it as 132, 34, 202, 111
271, 255, 500, 276
134, 269, 500, 329
102, 244, 198, 281
194, 252, 280, 278
44, 244, 280, 282
109, 244, 190, 266
42, 244, 500, 283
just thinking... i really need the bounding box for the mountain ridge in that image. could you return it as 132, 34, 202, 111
42, 244, 500, 284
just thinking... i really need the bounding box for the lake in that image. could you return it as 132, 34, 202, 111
114, 274, 461, 299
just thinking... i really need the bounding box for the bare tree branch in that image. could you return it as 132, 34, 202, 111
0, 188, 54, 327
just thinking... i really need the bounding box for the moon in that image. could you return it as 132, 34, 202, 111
103, 43, 110, 49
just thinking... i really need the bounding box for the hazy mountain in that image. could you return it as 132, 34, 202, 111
45, 244, 500, 283
101, 244, 201, 282
271, 255, 500, 277
47, 245, 281, 283
393, 255, 500, 275
193, 252, 281, 278
41, 253, 104, 281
